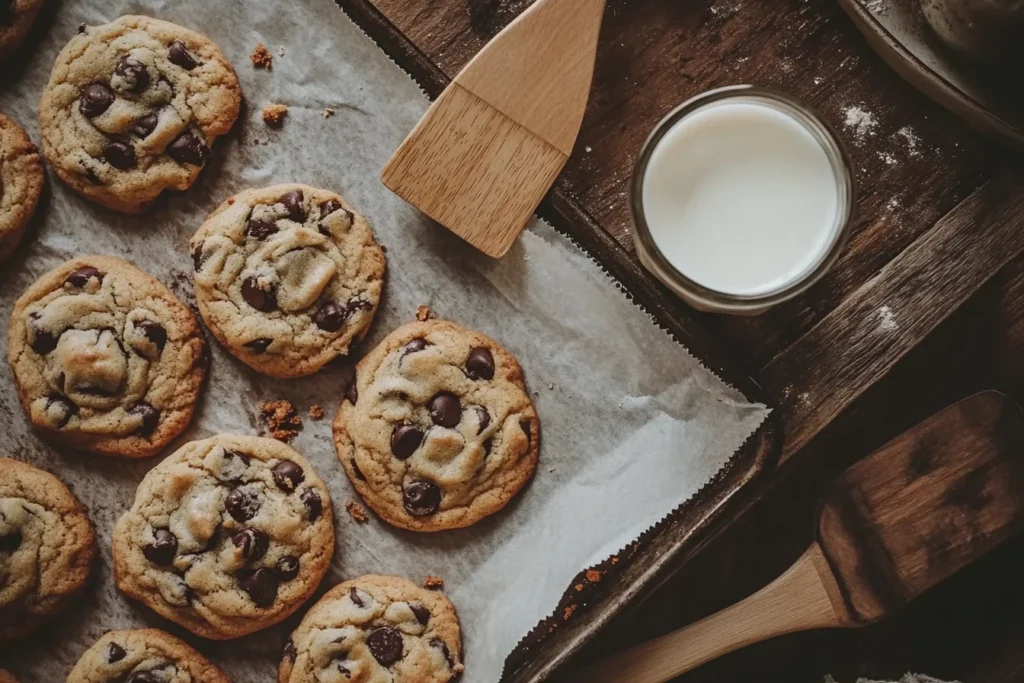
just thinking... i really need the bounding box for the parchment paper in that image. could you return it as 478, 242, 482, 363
0, 0, 769, 680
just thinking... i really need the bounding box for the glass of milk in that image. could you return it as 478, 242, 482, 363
631, 85, 854, 315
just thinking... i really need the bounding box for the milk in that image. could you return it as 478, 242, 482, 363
641, 98, 842, 297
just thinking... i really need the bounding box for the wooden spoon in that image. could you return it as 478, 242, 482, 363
568, 390, 1024, 683
381, 0, 606, 258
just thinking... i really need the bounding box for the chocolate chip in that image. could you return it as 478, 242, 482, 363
430, 638, 454, 668
132, 112, 158, 138
46, 395, 77, 427
192, 242, 206, 270
272, 460, 305, 492
366, 626, 404, 667
349, 586, 365, 607
137, 320, 167, 353
79, 83, 115, 118
104, 139, 137, 170
429, 392, 462, 428
247, 219, 279, 240
0, 531, 22, 552
114, 54, 150, 93
344, 379, 358, 404
350, 457, 366, 481
466, 346, 495, 380
346, 299, 373, 317
244, 338, 273, 354
77, 23, 87, 33
126, 671, 161, 683
403, 481, 441, 517
483, 438, 494, 456
143, 528, 177, 565
279, 189, 305, 222
473, 405, 490, 432
311, 300, 345, 332
65, 266, 101, 287
391, 424, 424, 460
520, 418, 532, 446
31, 331, 58, 355
282, 641, 297, 661
319, 199, 343, 220
410, 603, 430, 626
276, 555, 300, 581
167, 130, 209, 166
168, 40, 198, 69
402, 338, 428, 355
226, 488, 261, 522
232, 527, 269, 562
242, 276, 277, 312
238, 567, 279, 607
300, 489, 322, 520
107, 642, 126, 663
129, 402, 160, 436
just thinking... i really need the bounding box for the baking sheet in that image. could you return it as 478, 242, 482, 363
0, 0, 770, 680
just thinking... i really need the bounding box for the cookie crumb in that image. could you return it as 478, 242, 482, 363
262, 103, 288, 127
345, 500, 369, 523
563, 605, 576, 620
278, 46, 286, 57
251, 42, 273, 69
586, 569, 602, 583
308, 405, 326, 420
423, 575, 445, 590
574, 583, 584, 592
259, 400, 302, 442
226, 198, 235, 205
323, 107, 335, 118
416, 305, 435, 322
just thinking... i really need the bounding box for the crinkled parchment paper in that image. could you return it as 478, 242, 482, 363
0, 0, 769, 679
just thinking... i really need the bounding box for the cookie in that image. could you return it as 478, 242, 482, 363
7, 255, 206, 458
333, 319, 539, 531
0, 0, 44, 61
67, 628, 230, 683
0, 458, 96, 641
112, 434, 335, 639
279, 575, 463, 683
38, 15, 241, 213
0, 112, 44, 262
191, 184, 386, 378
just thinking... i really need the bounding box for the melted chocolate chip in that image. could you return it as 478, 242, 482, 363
247, 219, 279, 240
31, 331, 58, 355
244, 338, 273, 354
0, 531, 22, 552
272, 460, 305, 492
79, 83, 115, 118
319, 199, 343, 220
520, 418, 532, 446
241, 276, 277, 312
168, 40, 198, 69
473, 405, 490, 432
107, 642, 126, 663
430, 638, 454, 668
390, 424, 424, 460
313, 301, 346, 332
238, 567, 279, 607
403, 481, 441, 517
137, 320, 167, 353
143, 528, 177, 565
276, 555, 300, 581
346, 299, 372, 318
46, 394, 77, 427
114, 54, 150, 93
132, 112, 159, 138
282, 640, 297, 661
167, 130, 209, 166
483, 438, 494, 456
104, 139, 137, 170
402, 338, 428, 355
126, 671, 161, 683
366, 627, 404, 667
429, 392, 462, 428
349, 586, 364, 607
192, 242, 206, 271
232, 527, 269, 561
344, 379, 358, 405
300, 489, 322, 520
350, 457, 366, 481
410, 603, 430, 626
278, 189, 305, 222
65, 266, 101, 287
466, 346, 495, 380
128, 402, 160, 436
225, 488, 261, 522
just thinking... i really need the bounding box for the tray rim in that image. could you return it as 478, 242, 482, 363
331, 0, 782, 680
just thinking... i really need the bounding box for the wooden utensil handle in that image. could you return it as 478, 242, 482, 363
567, 546, 843, 683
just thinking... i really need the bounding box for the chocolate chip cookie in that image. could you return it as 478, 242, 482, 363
112, 434, 335, 640
191, 184, 386, 378
333, 319, 539, 531
0, 458, 96, 641
279, 575, 463, 683
0, 112, 44, 262
7, 255, 206, 458
67, 628, 231, 683
0, 0, 44, 61
38, 15, 241, 213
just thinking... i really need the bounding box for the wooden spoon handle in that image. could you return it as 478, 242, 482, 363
566, 546, 843, 683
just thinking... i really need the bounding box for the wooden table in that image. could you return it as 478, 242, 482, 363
339, 0, 1024, 680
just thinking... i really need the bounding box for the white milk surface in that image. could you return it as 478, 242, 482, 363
642, 98, 841, 297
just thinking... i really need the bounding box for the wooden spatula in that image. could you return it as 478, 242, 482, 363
569, 390, 1024, 683
380, 0, 606, 258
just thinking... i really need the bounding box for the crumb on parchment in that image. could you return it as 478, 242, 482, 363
423, 575, 444, 590
345, 500, 369, 523
308, 405, 326, 420
416, 305, 435, 322
251, 42, 272, 69
323, 108, 335, 118
262, 103, 288, 127
259, 400, 301, 442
